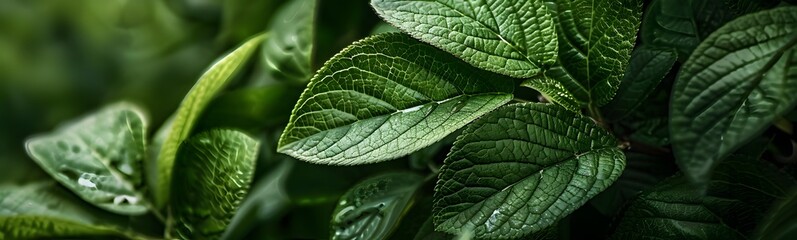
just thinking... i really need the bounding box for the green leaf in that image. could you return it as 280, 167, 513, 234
221, 160, 293, 240
521, 0, 641, 111
331, 172, 424, 240
371, 0, 557, 78
602, 46, 677, 119
641, 0, 775, 59
434, 103, 625, 239
755, 189, 797, 240
25, 102, 149, 215
262, 0, 316, 83
669, 7, 797, 183
171, 129, 259, 239
0, 182, 132, 239
613, 153, 796, 239
589, 152, 677, 216
195, 84, 303, 133
154, 33, 265, 206
277, 33, 514, 165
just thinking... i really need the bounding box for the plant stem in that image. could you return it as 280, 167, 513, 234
587, 103, 606, 127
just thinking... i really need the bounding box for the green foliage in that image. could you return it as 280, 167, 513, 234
522, 0, 641, 111
26, 103, 149, 215
154, 33, 266, 206
434, 103, 624, 238
277, 33, 514, 165
372, 0, 557, 78
331, 172, 423, 240
5, 0, 797, 239
171, 129, 259, 239
670, 7, 797, 183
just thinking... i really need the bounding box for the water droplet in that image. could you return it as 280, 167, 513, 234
113, 195, 139, 205
486, 209, 501, 231
78, 173, 98, 189
118, 162, 134, 175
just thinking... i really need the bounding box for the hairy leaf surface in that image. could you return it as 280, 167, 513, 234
670, 7, 797, 183
522, 0, 641, 111
0, 182, 130, 239
434, 103, 625, 239
372, 0, 557, 78
602, 46, 676, 119
613, 153, 796, 239
26, 103, 148, 215
155, 33, 265, 206
263, 0, 316, 83
331, 172, 423, 240
172, 129, 259, 239
278, 33, 514, 165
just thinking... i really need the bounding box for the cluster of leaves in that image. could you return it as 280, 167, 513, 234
3, 0, 797, 239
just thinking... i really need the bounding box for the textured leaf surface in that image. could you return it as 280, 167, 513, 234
155, 33, 265, 206
613, 153, 796, 239
755, 189, 797, 240
602, 46, 676, 119
670, 7, 797, 183
434, 103, 625, 239
589, 152, 677, 216
26, 103, 149, 215
277, 33, 514, 165
641, 0, 774, 58
331, 172, 423, 240
262, 0, 316, 83
172, 129, 259, 239
371, 0, 557, 78
0, 182, 129, 239
522, 0, 641, 111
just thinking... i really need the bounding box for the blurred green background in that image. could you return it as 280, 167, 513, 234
0, 0, 380, 181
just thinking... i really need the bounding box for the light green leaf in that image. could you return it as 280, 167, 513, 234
522, 0, 641, 111
0, 182, 132, 239
155, 33, 265, 206
262, 0, 316, 83
602, 46, 676, 119
613, 152, 796, 239
25, 102, 149, 215
331, 172, 424, 240
641, 0, 774, 59
171, 129, 259, 239
670, 7, 797, 183
277, 33, 514, 165
371, 0, 557, 78
434, 103, 625, 239
755, 189, 797, 240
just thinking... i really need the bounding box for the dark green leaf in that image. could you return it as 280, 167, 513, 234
755, 189, 797, 240
171, 129, 259, 239
589, 152, 677, 216
521, 0, 641, 111
670, 7, 797, 183
372, 0, 557, 78
434, 103, 625, 239
277, 33, 514, 165
196, 84, 303, 133
0, 182, 133, 239
155, 33, 265, 206
262, 0, 316, 83
602, 46, 677, 119
641, 0, 775, 58
613, 151, 796, 239
221, 160, 293, 240
25, 103, 149, 215
331, 172, 423, 240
